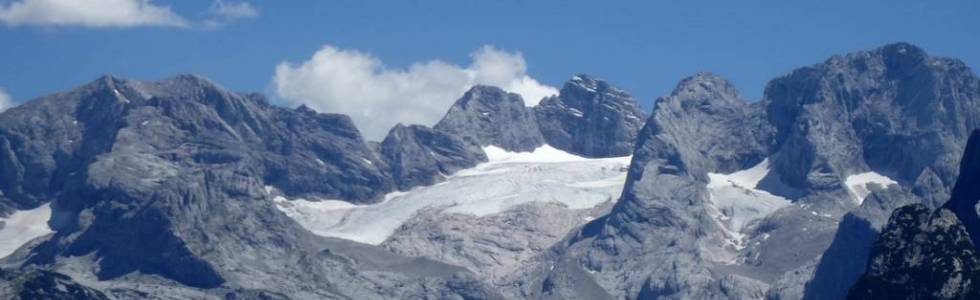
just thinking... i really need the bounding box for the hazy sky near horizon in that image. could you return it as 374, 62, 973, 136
1, 0, 978, 136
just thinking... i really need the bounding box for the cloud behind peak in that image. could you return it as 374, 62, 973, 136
273, 45, 557, 140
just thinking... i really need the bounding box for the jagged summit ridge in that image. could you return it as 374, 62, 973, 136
434, 85, 545, 152
0, 75, 500, 299
534, 74, 646, 157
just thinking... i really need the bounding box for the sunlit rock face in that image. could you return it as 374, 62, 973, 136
534, 74, 646, 158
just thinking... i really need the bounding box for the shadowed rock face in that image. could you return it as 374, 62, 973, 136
434, 85, 545, 152
847, 205, 980, 300
0, 75, 500, 299
0, 269, 109, 300
944, 129, 980, 247
534, 74, 646, 157
381, 124, 487, 190
844, 129, 980, 299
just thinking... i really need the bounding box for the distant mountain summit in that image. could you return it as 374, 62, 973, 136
434, 85, 546, 152
534, 74, 646, 157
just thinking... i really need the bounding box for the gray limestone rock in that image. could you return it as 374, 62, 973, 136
847, 205, 980, 300
434, 85, 545, 152
534, 74, 646, 157
0, 75, 500, 299
380, 124, 487, 190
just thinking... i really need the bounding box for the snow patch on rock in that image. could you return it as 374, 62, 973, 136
0, 203, 54, 258
706, 159, 792, 254
845, 172, 898, 205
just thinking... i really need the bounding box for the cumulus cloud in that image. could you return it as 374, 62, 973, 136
207, 0, 257, 19
273, 45, 558, 140
0, 88, 14, 113
0, 0, 188, 28
202, 0, 256, 28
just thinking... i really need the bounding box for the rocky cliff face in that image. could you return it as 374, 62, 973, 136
0, 75, 499, 299
943, 129, 980, 247
534, 75, 646, 157
799, 43, 980, 300
521, 43, 980, 300
516, 72, 775, 299
765, 43, 980, 197
434, 85, 545, 152
380, 124, 487, 190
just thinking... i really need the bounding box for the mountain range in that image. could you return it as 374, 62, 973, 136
1, 42, 979, 300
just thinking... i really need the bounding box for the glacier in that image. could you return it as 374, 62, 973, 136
273, 145, 631, 245
0, 203, 53, 258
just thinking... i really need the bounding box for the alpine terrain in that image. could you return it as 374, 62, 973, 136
1, 43, 979, 300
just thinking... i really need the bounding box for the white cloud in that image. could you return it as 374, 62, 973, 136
202, 0, 256, 28
0, 0, 188, 28
207, 0, 257, 19
273, 45, 558, 140
0, 88, 14, 113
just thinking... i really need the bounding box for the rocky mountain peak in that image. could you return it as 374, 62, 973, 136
380, 123, 486, 190
434, 85, 544, 152
534, 74, 646, 157
454, 85, 522, 108
669, 72, 745, 105
563, 74, 628, 98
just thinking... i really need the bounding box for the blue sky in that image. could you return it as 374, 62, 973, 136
1, 0, 978, 137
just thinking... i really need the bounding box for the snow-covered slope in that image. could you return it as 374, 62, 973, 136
0, 203, 53, 258
274, 145, 631, 245
706, 159, 791, 257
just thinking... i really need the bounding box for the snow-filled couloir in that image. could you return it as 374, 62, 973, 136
706, 159, 791, 253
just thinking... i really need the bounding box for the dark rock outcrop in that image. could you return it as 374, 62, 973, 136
380, 124, 487, 190
434, 85, 545, 152
534, 74, 646, 157
844, 130, 980, 300
0, 269, 109, 300
943, 129, 980, 247
846, 205, 980, 300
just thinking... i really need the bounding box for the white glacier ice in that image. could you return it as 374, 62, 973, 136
0, 203, 54, 258
273, 145, 630, 245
